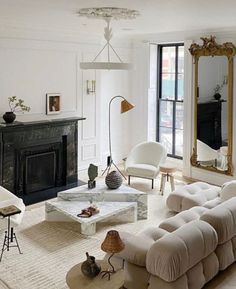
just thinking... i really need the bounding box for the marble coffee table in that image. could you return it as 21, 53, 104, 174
45, 201, 137, 236
58, 183, 147, 220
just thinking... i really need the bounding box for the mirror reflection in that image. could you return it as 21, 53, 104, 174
197, 56, 228, 171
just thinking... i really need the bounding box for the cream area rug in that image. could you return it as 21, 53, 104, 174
0, 177, 179, 289
2, 176, 234, 289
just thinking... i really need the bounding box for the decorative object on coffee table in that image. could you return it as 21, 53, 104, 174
3, 96, 30, 124
101, 230, 125, 280
88, 164, 98, 189
105, 171, 122, 189
102, 95, 134, 179
81, 252, 101, 278
77, 204, 100, 218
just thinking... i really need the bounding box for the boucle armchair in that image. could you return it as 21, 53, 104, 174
0, 186, 25, 228
125, 141, 166, 189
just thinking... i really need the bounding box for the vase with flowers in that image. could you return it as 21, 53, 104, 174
3, 96, 30, 124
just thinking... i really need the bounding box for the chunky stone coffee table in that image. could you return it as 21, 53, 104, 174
45, 201, 137, 236
58, 183, 147, 220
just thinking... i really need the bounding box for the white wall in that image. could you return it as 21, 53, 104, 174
131, 31, 236, 186
0, 36, 133, 173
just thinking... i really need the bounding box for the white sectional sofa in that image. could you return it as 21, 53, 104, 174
118, 197, 236, 289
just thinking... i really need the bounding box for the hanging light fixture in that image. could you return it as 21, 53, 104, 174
78, 7, 139, 70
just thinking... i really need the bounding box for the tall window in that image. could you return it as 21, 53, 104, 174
157, 44, 184, 158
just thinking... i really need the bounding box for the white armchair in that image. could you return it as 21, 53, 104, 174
0, 186, 25, 228
125, 141, 167, 189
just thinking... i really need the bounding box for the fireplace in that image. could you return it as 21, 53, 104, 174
0, 117, 85, 205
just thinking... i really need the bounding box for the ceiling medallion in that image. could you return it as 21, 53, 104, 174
78, 7, 140, 70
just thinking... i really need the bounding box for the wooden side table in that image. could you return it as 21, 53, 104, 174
66, 260, 124, 289
159, 165, 177, 195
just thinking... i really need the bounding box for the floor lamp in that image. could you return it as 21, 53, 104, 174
102, 95, 134, 179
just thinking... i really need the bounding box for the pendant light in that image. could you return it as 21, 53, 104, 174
78, 7, 139, 70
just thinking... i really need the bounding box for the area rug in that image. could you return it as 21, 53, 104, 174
0, 178, 183, 289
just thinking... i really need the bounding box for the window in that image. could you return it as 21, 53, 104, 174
157, 44, 184, 158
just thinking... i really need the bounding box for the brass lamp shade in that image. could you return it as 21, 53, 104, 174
121, 99, 134, 113
101, 230, 125, 253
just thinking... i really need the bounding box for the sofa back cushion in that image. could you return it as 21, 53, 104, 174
146, 220, 218, 282
200, 197, 236, 244
118, 227, 168, 267
220, 180, 236, 201
159, 206, 208, 232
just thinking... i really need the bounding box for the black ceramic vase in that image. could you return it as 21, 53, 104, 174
214, 93, 221, 101
81, 252, 101, 278
3, 112, 16, 124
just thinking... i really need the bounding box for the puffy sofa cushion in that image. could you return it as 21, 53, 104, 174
200, 197, 236, 244
159, 206, 208, 232
118, 227, 167, 267
166, 182, 221, 212
146, 220, 218, 282
220, 180, 236, 201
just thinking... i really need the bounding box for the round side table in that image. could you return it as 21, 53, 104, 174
66, 260, 125, 289
159, 165, 177, 195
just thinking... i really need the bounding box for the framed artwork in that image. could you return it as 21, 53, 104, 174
46, 93, 61, 114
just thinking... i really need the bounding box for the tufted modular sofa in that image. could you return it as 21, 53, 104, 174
117, 197, 236, 289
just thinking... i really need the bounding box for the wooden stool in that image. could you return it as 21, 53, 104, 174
159, 165, 177, 195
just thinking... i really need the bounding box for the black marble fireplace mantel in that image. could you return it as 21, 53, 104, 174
0, 116, 85, 205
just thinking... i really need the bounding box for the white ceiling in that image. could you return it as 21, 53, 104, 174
1, 0, 236, 38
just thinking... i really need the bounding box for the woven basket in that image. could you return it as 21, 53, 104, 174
105, 171, 122, 189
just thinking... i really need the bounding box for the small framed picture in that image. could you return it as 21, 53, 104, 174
46, 93, 61, 114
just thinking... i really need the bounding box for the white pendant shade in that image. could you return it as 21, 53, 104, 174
80, 62, 132, 70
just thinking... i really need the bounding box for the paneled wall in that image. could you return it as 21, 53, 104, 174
0, 37, 133, 172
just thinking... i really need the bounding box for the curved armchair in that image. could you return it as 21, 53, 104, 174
125, 141, 167, 189
0, 186, 25, 229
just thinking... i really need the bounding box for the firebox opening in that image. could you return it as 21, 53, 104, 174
25, 151, 56, 194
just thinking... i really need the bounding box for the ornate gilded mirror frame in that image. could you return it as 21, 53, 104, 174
189, 36, 236, 175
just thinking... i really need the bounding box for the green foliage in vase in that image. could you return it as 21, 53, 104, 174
8, 96, 31, 113
88, 164, 98, 181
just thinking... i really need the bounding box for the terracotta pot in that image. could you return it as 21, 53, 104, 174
3, 112, 16, 124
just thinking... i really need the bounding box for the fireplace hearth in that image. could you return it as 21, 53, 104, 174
0, 117, 85, 205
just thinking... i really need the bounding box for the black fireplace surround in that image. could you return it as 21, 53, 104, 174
0, 117, 85, 205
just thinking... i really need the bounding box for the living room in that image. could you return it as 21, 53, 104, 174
0, 1, 236, 288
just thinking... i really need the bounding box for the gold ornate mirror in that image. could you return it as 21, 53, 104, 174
189, 36, 236, 175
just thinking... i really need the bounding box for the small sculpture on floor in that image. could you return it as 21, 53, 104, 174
88, 164, 98, 189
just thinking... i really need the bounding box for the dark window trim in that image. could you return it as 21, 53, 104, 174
156, 43, 184, 159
